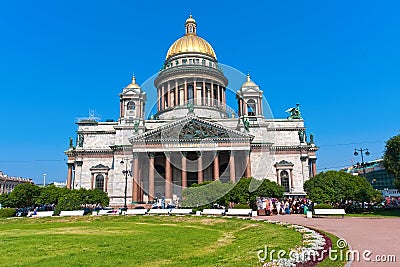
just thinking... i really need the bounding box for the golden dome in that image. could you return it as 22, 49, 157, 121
165, 15, 217, 60
166, 35, 216, 60
241, 74, 257, 88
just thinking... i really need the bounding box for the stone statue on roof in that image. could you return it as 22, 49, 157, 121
298, 130, 306, 143
134, 121, 139, 133
69, 137, 73, 148
243, 118, 250, 132
187, 102, 195, 116
77, 134, 84, 147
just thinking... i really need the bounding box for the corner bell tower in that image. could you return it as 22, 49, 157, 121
237, 74, 264, 119
119, 75, 146, 131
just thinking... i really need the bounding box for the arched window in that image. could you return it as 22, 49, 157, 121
247, 99, 256, 116
95, 174, 105, 191
280, 171, 290, 192
127, 101, 135, 111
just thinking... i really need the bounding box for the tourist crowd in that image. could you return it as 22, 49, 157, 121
256, 197, 313, 216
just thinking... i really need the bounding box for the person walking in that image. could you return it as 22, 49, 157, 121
276, 200, 281, 215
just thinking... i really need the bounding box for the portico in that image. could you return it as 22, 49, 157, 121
129, 116, 253, 202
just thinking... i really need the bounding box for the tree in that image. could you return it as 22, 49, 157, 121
8, 183, 40, 208
79, 188, 109, 207
0, 193, 11, 207
181, 177, 284, 208
181, 180, 233, 207
54, 191, 82, 214
383, 134, 400, 189
226, 178, 284, 209
304, 170, 379, 209
254, 179, 285, 199
35, 185, 69, 206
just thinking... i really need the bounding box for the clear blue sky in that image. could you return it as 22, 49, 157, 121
0, 1, 399, 184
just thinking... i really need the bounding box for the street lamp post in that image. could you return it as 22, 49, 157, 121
354, 148, 370, 178
120, 159, 131, 210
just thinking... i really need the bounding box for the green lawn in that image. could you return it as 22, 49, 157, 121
0, 216, 304, 267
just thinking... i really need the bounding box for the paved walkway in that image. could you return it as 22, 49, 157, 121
255, 214, 400, 266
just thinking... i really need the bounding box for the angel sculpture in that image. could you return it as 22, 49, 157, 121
285, 103, 302, 120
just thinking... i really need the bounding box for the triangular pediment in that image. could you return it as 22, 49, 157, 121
274, 160, 294, 167
241, 87, 263, 94
90, 164, 110, 170
119, 88, 144, 96
131, 116, 253, 143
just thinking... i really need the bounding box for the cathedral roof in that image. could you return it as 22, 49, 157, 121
165, 15, 217, 60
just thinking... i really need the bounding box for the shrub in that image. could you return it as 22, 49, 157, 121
54, 194, 82, 215
314, 204, 333, 209
0, 208, 16, 218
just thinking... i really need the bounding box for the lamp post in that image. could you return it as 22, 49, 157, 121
354, 148, 370, 178
120, 159, 131, 210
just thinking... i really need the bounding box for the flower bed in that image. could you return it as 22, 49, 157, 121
260, 221, 333, 267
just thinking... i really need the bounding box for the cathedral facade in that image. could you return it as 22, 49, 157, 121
65, 16, 318, 207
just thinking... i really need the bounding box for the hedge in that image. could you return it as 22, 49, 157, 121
313, 203, 333, 209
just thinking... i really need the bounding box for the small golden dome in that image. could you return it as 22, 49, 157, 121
165, 15, 217, 60
125, 75, 140, 89
241, 74, 257, 87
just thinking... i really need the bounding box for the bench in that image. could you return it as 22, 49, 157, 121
201, 209, 225, 216
60, 210, 85, 217
225, 209, 253, 217
98, 209, 120, 216
314, 209, 346, 218
147, 209, 170, 215
125, 209, 148, 215
31, 211, 54, 217
169, 209, 192, 215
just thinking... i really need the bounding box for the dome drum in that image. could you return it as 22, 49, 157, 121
155, 65, 228, 89
154, 75, 229, 119
163, 52, 218, 71
156, 104, 230, 120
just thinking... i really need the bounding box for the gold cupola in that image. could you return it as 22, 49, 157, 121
125, 74, 140, 90
165, 15, 217, 60
241, 73, 257, 88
